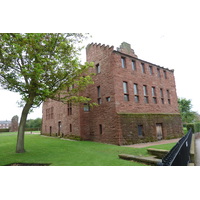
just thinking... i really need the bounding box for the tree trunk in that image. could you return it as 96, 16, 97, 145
16, 101, 33, 153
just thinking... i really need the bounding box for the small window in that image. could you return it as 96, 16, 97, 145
106, 97, 111, 102
157, 68, 161, 78
68, 102, 72, 115
134, 96, 139, 103
99, 124, 103, 134
134, 83, 139, 103
166, 90, 171, 104
121, 57, 126, 68
134, 84, 138, 95
143, 85, 148, 96
160, 88, 164, 98
98, 98, 102, 104
166, 90, 170, 99
144, 96, 149, 104
51, 107, 54, 119
152, 87, 156, 96
138, 125, 144, 136
84, 103, 90, 112
132, 60, 136, 70
160, 88, 164, 104
153, 97, 157, 104
70, 124, 72, 132
141, 63, 145, 73
152, 87, 157, 104
149, 66, 153, 75
96, 63, 101, 74
97, 86, 101, 104
143, 85, 148, 104
163, 70, 167, 79
123, 82, 129, 101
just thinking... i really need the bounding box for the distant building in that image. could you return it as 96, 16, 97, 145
0, 120, 11, 129
41, 42, 183, 145
0, 115, 18, 131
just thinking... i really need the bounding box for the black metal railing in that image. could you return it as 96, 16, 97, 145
158, 129, 193, 166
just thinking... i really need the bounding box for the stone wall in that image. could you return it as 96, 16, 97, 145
111, 50, 179, 114
41, 99, 81, 138
119, 113, 183, 145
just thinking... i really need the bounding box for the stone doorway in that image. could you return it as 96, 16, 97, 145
156, 123, 163, 140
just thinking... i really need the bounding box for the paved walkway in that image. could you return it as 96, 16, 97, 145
123, 138, 180, 148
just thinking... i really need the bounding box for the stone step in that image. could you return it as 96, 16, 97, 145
147, 148, 169, 159
118, 154, 162, 166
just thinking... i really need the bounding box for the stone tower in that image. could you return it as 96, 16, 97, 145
10, 115, 19, 132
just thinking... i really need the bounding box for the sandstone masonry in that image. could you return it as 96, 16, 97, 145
41, 42, 183, 145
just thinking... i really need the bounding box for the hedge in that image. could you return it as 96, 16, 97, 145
0, 129, 9, 132
194, 123, 200, 133
185, 123, 200, 133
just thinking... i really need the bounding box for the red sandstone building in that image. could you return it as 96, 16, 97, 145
41, 42, 183, 145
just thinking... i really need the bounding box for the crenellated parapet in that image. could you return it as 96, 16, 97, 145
86, 42, 114, 52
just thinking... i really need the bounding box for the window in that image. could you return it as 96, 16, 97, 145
132, 60, 136, 70
138, 125, 144, 136
84, 103, 90, 112
99, 124, 103, 134
70, 124, 72, 132
134, 83, 139, 103
149, 66, 153, 75
157, 68, 161, 78
68, 102, 72, 115
46, 107, 54, 120
46, 109, 49, 120
123, 82, 129, 101
96, 63, 100, 74
167, 90, 171, 104
106, 97, 111, 102
152, 87, 156, 96
97, 86, 101, 104
143, 85, 147, 96
141, 63, 145, 73
163, 70, 167, 79
51, 107, 54, 119
121, 57, 126, 68
160, 88, 164, 104
143, 85, 148, 103
152, 87, 157, 104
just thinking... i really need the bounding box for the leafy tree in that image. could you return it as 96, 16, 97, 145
0, 33, 94, 153
25, 118, 42, 130
178, 98, 199, 123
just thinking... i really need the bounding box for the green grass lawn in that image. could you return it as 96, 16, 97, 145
0, 132, 176, 166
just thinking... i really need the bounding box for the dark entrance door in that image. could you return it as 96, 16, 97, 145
156, 123, 163, 140
58, 121, 61, 136
50, 126, 52, 136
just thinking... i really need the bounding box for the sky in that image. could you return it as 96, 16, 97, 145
1, 0, 200, 121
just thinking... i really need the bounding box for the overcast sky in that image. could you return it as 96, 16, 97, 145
1, 0, 200, 121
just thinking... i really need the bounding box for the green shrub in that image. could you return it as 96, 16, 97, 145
194, 123, 200, 133
0, 129, 9, 132
185, 123, 195, 132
